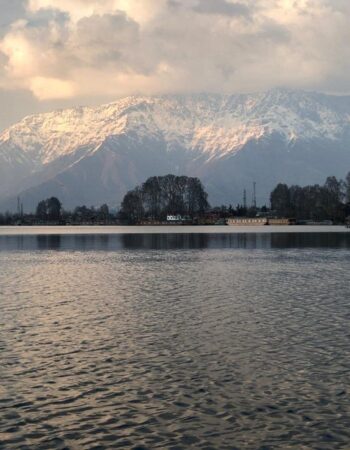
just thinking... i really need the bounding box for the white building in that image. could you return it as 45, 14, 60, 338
167, 215, 184, 222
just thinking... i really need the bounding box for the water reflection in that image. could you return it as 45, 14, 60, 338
0, 232, 350, 251
36, 234, 62, 250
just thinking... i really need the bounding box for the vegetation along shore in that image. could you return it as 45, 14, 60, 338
1, 173, 350, 227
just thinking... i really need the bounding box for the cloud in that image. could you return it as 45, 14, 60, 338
0, 0, 350, 108
193, 0, 251, 18
30, 77, 75, 100
28, 0, 168, 24
0, 0, 26, 34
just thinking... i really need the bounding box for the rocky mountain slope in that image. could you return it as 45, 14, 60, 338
1, 89, 350, 211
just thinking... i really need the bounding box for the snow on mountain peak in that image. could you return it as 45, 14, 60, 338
1, 90, 350, 167
2, 89, 350, 211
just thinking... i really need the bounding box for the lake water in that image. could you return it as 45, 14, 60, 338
0, 227, 350, 449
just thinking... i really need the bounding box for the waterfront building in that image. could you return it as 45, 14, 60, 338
227, 217, 268, 226
268, 218, 296, 225
167, 215, 185, 223
227, 217, 296, 226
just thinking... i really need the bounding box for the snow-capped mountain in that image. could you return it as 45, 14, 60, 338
1, 89, 350, 210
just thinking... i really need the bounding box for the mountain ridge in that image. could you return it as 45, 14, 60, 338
1, 89, 350, 211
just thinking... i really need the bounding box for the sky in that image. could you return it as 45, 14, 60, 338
0, 0, 350, 130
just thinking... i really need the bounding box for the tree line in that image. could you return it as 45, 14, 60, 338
1, 172, 350, 226
270, 173, 350, 222
0, 197, 115, 225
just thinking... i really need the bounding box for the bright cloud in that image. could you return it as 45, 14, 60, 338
1, 0, 350, 101
28, 0, 168, 23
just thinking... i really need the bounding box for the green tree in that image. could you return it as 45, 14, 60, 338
47, 197, 62, 221
120, 175, 209, 223
322, 176, 343, 220
74, 205, 93, 222
142, 177, 162, 219
98, 204, 110, 222
121, 188, 144, 223
270, 183, 291, 217
36, 200, 47, 221
345, 171, 350, 204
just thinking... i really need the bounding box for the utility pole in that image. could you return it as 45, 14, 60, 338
17, 196, 21, 216
243, 189, 247, 210
252, 182, 257, 209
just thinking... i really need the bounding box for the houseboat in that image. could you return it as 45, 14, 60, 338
227, 217, 268, 226
227, 217, 296, 226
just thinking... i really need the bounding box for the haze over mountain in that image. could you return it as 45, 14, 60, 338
1, 89, 350, 211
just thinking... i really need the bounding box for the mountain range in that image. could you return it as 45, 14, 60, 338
1, 89, 350, 211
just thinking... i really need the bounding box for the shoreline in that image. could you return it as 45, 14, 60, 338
0, 224, 349, 236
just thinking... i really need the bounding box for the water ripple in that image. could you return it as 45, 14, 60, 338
0, 244, 350, 449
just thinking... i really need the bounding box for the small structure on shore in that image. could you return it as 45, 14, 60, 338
167, 215, 186, 223
268, 218, 296, 225
139, 215, 192, 225
227, 217, 268, 226
227, 217, 296, 226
